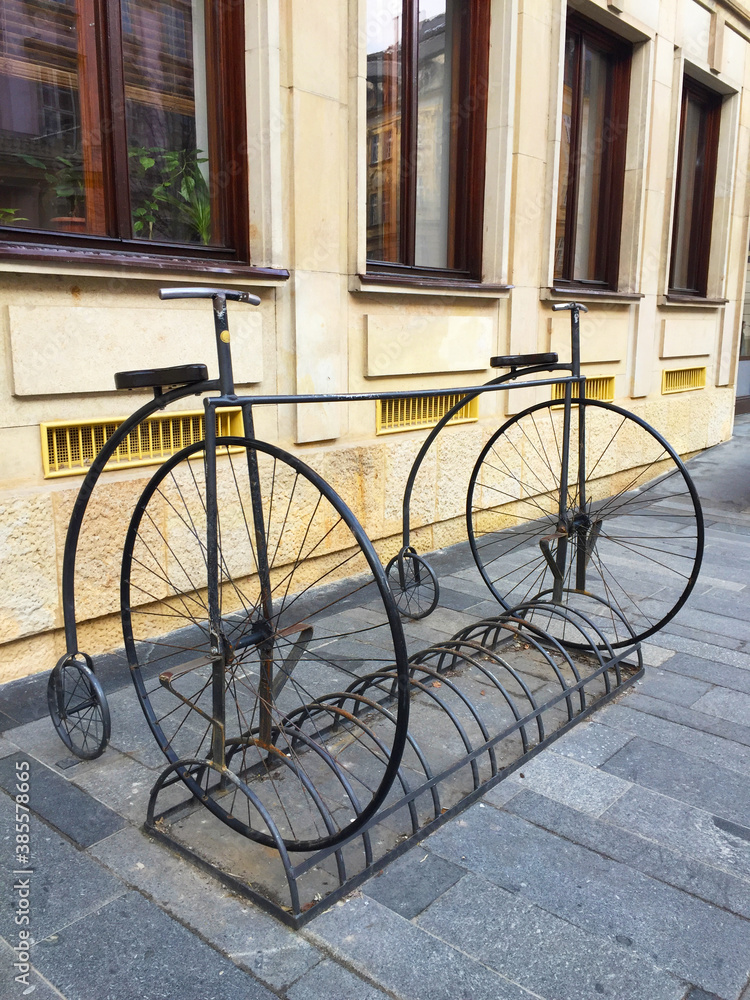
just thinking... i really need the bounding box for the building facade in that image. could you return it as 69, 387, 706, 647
0, 0, 748, 681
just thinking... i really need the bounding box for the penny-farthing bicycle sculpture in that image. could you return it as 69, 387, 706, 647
388, 302, 704, 649
47, 291, 703, 865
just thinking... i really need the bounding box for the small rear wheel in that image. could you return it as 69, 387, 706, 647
386, 548, 439, 620
47, 653, 110, 760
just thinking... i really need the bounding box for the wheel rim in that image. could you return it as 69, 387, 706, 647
121, 436, 409, 851
386, 549, 439, 619
466, 399, 703, 647
47, 655, 110, 760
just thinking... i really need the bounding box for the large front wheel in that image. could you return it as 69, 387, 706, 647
466, 399, 703, 647
121, 437, 409, 851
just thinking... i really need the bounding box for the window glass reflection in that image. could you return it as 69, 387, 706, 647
415, 0, 453, 268
123, 0, 214, 245
0, 0, 105, 234
366, 0, 402, 261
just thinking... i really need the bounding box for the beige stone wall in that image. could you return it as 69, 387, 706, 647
0, 0, 748, 682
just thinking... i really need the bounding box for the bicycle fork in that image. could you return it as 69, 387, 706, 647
202, 293, 278, 760
542, 302, 593, 601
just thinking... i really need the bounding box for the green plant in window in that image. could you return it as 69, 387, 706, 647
178, 167, 212, 246
0, 208, 29, 224
128, 146, 212, 244
21, 154, 85, 217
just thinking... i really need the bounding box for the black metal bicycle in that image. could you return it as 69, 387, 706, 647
388, 302, 704, 651
47, 289, 703, 857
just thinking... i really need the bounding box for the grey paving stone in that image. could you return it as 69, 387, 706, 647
0, 673, 50, 727
602, 784, 750, 881
89, 826, 321, 990
6, 714, 89, 772
0, 791, 125, 944
68, 751, 154, 824
687, 587, 750, 622
305, 895, 538, 1000
286, 959, 390, 1000
32, 891, 273, 1000
651, 635, 750, 672
103, 685, 174, 759
659, 620, 745, 651
656, 602, 750, 643
417, 871, 686, 1000
639, 643, 677, 667
482, 778, 521, 809
439, 574, 491, 598
506, 788, 750, 920
467, 599, 507, 619
0, 711, 16, 734
0, 733, 19, 759
362, 846, 466, 919
597, 705, 750, 777
684, 990, 726, 1000
552, 720, 634, 766
0, 756, 126, 848
623, 692, 750, 748
0, 935, 68, 999
413, 606, 478, 635
507, 749, 631, 817
434, 586, 485, 612
602, 737, 750, 826
659, 652, 750, 694
426, 802, 750, 998
692, 687, 750, 728
635, 668, 713, 707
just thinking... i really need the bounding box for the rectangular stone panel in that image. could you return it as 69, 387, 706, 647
548, 312, 627, 364
8, 304, 263, 395
660, 318, 714, 359
366, 314, 493, 377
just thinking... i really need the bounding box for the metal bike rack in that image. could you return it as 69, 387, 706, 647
145, 600, 643, 927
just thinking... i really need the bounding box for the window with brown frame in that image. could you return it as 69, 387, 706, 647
669, 77, 722, 297
365, 0, 490, 282
0, 0, 252, 270
554, 14, 631, 290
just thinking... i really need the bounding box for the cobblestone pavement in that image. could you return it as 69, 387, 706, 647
0, 416, 748, 1000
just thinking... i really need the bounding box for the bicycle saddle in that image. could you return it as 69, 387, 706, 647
490, 352, 558, 369
114, 364, 208, 390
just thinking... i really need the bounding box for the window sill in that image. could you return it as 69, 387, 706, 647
659, 294, 728, 307
545, 287, 644, 304
0, 243, 289, 282
353, 273, 513, 298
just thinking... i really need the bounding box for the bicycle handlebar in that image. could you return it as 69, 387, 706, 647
159, 286, 261, 306
551, 301, 589, 312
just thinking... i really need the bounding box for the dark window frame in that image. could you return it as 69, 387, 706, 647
554, 13, 631, 292
0, 0, 276, 277
365, 0, 491, 284
668, 75, 722, 298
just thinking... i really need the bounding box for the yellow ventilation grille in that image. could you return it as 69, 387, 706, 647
41, 408, 243, 479
551, 376, 615, 403
376, 392, 479, 435
662, 367, 706, 394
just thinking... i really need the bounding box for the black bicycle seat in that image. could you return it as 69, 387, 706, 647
114, 364, 209, 390
490, 352, 558, 369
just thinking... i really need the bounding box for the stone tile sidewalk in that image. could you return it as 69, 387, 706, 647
0, 416, 749, 1000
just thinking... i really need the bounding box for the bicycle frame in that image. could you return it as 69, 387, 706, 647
60, 289, 586, 665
